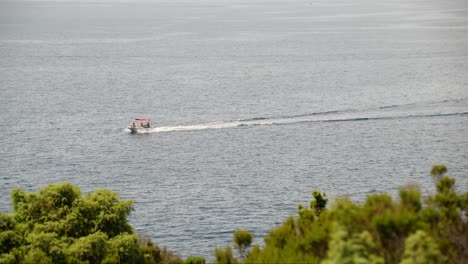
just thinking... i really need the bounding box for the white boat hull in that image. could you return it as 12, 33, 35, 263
127, 126, 153, 134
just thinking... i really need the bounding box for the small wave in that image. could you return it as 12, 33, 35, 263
278, 109, 346, 119
325, 117, 371, 122
379, 104, 399, 109
378, 97, 468, 110
238, 109, 346, 122
408, 111, 468, 118
437, 97, 468, 104
239, 117, 268, 122
323, 112, 468, 123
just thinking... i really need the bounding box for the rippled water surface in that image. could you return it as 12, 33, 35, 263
1, 0, 468, 258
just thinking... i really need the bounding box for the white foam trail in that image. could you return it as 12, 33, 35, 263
152, 121, 243, 133
137, 114, 340, 133
126, 119, 277, 134
129, 100, 468, 134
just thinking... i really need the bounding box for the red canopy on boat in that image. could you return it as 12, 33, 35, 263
135, 118, 151, 121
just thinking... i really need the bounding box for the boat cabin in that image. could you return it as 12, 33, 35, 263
129, 118, 152, 129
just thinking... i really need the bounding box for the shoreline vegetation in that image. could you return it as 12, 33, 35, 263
1, 165, 466, 264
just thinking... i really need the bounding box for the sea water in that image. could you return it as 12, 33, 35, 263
1, 0, 467, 258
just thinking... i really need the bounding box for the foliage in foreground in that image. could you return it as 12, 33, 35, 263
1, 166, 466, 264
216, 165, 467, 264
0, 183, 202, 264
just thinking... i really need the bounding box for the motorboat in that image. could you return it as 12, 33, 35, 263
127, 118, 153, 133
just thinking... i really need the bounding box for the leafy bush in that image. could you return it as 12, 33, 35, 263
184, 256, 206, 264
400, 230, 446, 264
0, 183, 184, 264
233, 229, 253, 260
238, 166, 467, 264
1, 166, 466, 264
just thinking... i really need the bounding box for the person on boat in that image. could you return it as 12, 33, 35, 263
147, 122, 150, 128
132, 122, 136, 128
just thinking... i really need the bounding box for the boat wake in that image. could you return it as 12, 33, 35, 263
134, 98, 468, 134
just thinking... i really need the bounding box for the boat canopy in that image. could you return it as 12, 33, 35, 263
134, 118, 151, 121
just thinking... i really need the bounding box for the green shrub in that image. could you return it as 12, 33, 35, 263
401, 230, 446, 264
233, 229, 253, 260
0, 183, 182, 264
184, 256, 206, 264
214, 245, 239, 264
240, 166, 467, 264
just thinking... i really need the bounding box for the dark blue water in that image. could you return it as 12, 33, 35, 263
1, 0, 467, 258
